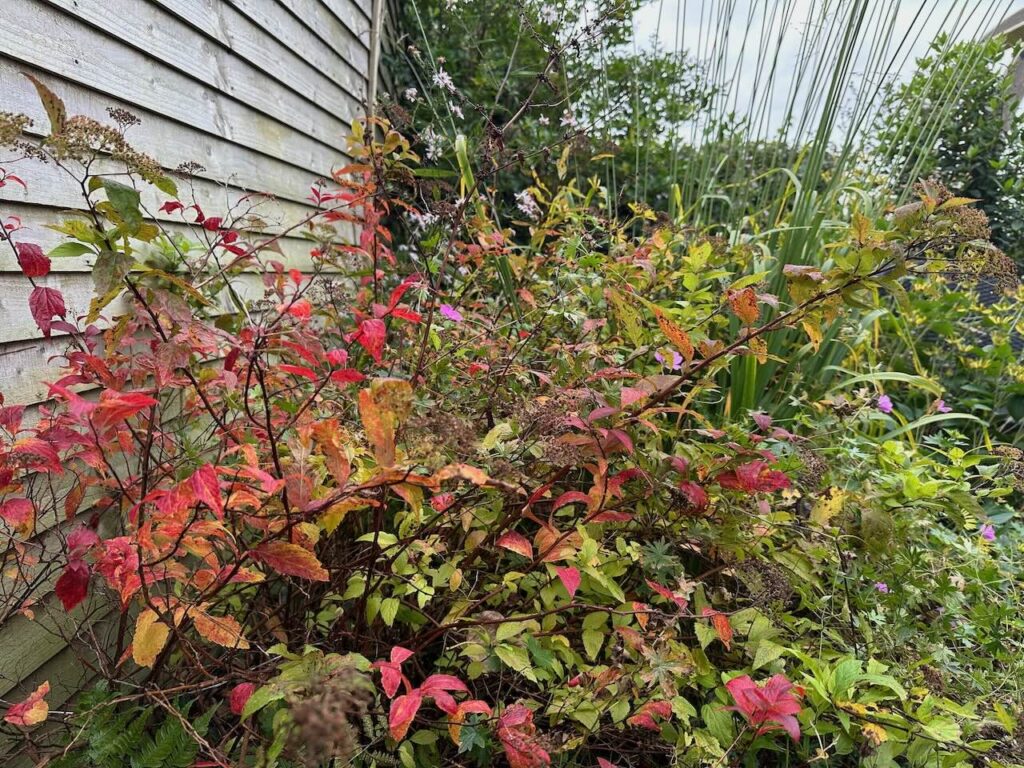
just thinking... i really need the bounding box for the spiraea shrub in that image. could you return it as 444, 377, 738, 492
0, 78, 1021, 768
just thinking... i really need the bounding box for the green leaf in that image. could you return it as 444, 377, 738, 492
49, 242, 94, 259
495, 644, 536, 681
880, 413, 986, 442
153, 175, 178, 197
570, 700, 600, 731
582, 629, 604, 660
752, 641, 784, 670
380, 597, 400, 627
241, 686, 284, 719
93, 249, 134, 296
830, 658, 863, 698
101, 179, 143, 233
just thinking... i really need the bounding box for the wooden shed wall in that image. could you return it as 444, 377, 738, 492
0, 0, 380, 734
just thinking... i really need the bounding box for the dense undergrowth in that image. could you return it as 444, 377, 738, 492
0, 2, 1022, 767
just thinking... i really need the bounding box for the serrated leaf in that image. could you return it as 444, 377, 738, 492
380, 597, 400, 627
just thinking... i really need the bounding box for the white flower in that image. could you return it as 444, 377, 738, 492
403, 87, 419, 102
422, 127, 444, 161
408, 209, 439, 233
560, 109, 577, 129
537, 115, 550, 126
433, 67, 456, 94
449, 101, 464, 120
515, 189, 541, 219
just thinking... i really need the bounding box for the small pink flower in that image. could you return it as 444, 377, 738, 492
876, 395, 893, 414
934, 399, 952, 413
439, 304, 463, 322
980, 523, 995, 542
874, 582, 889, 594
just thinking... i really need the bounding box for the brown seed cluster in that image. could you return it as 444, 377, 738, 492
46, 115, 163, 183
738, 558, 793, 610
287, 665, 372, 767
0, 112, 31, 149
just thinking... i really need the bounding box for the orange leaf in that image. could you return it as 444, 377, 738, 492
194, 607, 250, 649
727, 287, 760, 326
702, 607, 733, 650
535, 524, 581, 562
654, 308, 695, 363
358, 378, 412, 467
496, 531, 533, 559
254, 541, 329, 581
132, 608, 170, 668
4, 681, 49, 726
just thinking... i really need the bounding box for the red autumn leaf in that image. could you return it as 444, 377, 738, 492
555, 566, 581, 599
388, 690, 422, 741
715, 460, 790, 493
373, 646, 414, 699
55, 559, 90, 611
202, 216, 223, 231
279, 364, 319, 382
4, 681, 50, 726
498, 704, 550, 768
29, 285, 66, 337
228, 682, 255, 716
553, 491, 591, 511
646, 579, 689, 610
15, 243, 51, 277
11, 438, 62, 473
253, 541, 328, 581
190, 464, 224, 519
627, 699, 673, 731
0, 497, 34, 528
330, 368, 365, 385
702, 606, 733, 650
159, 200, 184, 214
67, 526, 99, 557
725, 674, 803, 741
351, 318, 387, 364
598, 759, 620, 768
420, 674, 469, 714
677, 481, 709, 511
496, 531, 533, 558
286, 299, 312, 319
93, 390, 158, 429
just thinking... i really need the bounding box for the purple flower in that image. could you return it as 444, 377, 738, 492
654, 350, 683, 370
934, 399, 952, 413
439, 304, 463, 323
980, 523, 996, 542
876, 395, 893, 414
874, 582, 889, 594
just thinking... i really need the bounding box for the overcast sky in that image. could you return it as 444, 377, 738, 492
631, 0, 1022, 134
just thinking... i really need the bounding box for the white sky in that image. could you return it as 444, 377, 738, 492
632, 0, 1022, 134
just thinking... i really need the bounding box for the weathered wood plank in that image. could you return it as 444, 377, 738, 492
0, 60, 336, 208
228, 0, 368, 94
42, 0, 358, 149
151, 0, 365, 109
320, 0, 374, 43
0, 0, 342, 175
